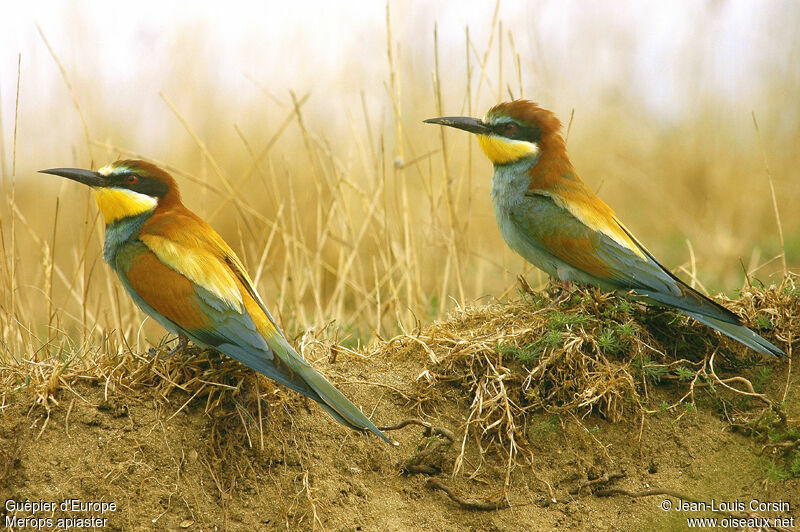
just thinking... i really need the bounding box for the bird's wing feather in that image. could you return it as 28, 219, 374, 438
512, 193, 740, 324
139, 210, 285, 335
532, 188, 647, 261
138, 232, 244, 313
122, 221, 391, 441
122, 243, 351, 403
115, 242, 213, 332
119, 241, 273, 355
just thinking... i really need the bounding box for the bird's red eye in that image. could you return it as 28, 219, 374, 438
126, 174, 138, 185
504, 123, 517, 134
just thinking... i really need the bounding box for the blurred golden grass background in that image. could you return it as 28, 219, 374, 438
1, 2, 798, 362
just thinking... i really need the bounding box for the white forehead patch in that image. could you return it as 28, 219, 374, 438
98, 163, 130, 177
483, 114, 512, 126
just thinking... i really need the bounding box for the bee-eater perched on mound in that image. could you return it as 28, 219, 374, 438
41, 160, 392, 443
425, 100, 787, 358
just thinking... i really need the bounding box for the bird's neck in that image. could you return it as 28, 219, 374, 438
490, 158, 537, 210
526, 135, 584, 196
103, 211, 153, 264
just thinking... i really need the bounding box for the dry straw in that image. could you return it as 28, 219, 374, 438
367, 276, 796, 484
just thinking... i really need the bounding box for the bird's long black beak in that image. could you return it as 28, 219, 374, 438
39, 167, 106, 187
423, 116, 491, 135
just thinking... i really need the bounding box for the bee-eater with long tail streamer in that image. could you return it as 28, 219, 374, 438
425, 100, 787, 358
41, 160, 393, 443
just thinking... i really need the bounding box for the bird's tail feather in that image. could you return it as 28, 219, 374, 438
685, 311, 787, 358
226, 337, 393, 444
634, 287, 787, 358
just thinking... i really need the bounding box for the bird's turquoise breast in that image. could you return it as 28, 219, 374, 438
490, 161, 562, 278
103, 212, 152, 264
490, 160, 534, 211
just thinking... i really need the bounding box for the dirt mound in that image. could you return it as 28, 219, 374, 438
1, 281, 798, 530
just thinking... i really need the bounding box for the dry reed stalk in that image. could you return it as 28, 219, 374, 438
751, 111, 787, 279
36, 27, 93, 164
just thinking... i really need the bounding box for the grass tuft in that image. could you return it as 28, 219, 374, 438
366, 276, 798, 480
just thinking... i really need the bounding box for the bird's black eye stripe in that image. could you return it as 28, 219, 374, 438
493, 122, 542, 143
113, 172, 138, 187
114, 172, 169, 198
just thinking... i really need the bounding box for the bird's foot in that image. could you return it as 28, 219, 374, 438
517, 274, 536, 296
547, 280, 573, 307
168, 334, 189, 356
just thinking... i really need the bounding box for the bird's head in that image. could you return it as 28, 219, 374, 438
424, 99, 563, 166
40, 160, 179, 224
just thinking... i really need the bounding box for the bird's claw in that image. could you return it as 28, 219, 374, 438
547, 281, 573, 307
168, 334, 189, 356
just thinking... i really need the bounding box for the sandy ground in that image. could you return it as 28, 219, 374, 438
1, 297, 798, 531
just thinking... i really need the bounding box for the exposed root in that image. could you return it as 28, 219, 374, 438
302, 471, 323, 532
379, 418, 456, 441
569, 470, 626, 495
402, 428, 455, 476
426, 478, 510, 511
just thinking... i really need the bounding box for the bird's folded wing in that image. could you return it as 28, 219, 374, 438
123, 237, 392, 437
139, 210, 284, 336
120, 242, 272, 353
138, 232, 244, 313
512, 192, 740, 324
122, 240, 329, 397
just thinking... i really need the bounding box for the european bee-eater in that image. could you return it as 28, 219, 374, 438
41, 160, 392, 443
425, 100, 787, 358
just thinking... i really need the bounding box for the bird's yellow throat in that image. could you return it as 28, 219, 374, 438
93, 187, 158, 224
477, 134, 539, 165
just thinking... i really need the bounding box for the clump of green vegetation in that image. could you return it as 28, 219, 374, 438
546, 310, 592, 331
597, 327, 621, 354
754, 313, 774, 331
603, 299, 636, 319
529, 414, 561, 441
761, 452, 800, 482
596, 322, 638, 355
674, 365, 695, 382
631, 355, 670, 384
497, 329, 563, 364
752, 367, 773, 393
377, 277, 798, 477
762, 422, 800, 481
